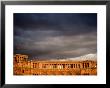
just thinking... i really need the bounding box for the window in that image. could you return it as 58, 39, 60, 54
83, 63, 84, 68
35, 63, 37, 68
85, 63, 87, 68
53, 64, 57, 68
74, 64, 75, 68
87, 63, 89, 67
71, 64, 73, 68
62, 64, 65, 68
22, 70, 24, 73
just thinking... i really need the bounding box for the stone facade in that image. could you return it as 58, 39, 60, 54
14, 54, 97, 75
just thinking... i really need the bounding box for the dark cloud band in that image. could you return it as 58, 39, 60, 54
14, 13, 97, 60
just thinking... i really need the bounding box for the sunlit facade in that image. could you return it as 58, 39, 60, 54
14, 54, 97, 75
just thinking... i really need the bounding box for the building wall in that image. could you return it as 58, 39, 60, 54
13, 54, 97, 75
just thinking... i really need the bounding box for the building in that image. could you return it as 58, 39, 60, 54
13, 54, 97, 75
14, 54, 28, 63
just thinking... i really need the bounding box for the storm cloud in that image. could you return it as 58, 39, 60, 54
14, 13, 97, 59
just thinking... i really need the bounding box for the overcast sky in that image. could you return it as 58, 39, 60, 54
14, 13, 97, 59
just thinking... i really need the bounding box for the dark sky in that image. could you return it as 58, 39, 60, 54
14, 13, 97, 60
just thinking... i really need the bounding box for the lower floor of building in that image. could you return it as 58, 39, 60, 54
14, 68, 97, 75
